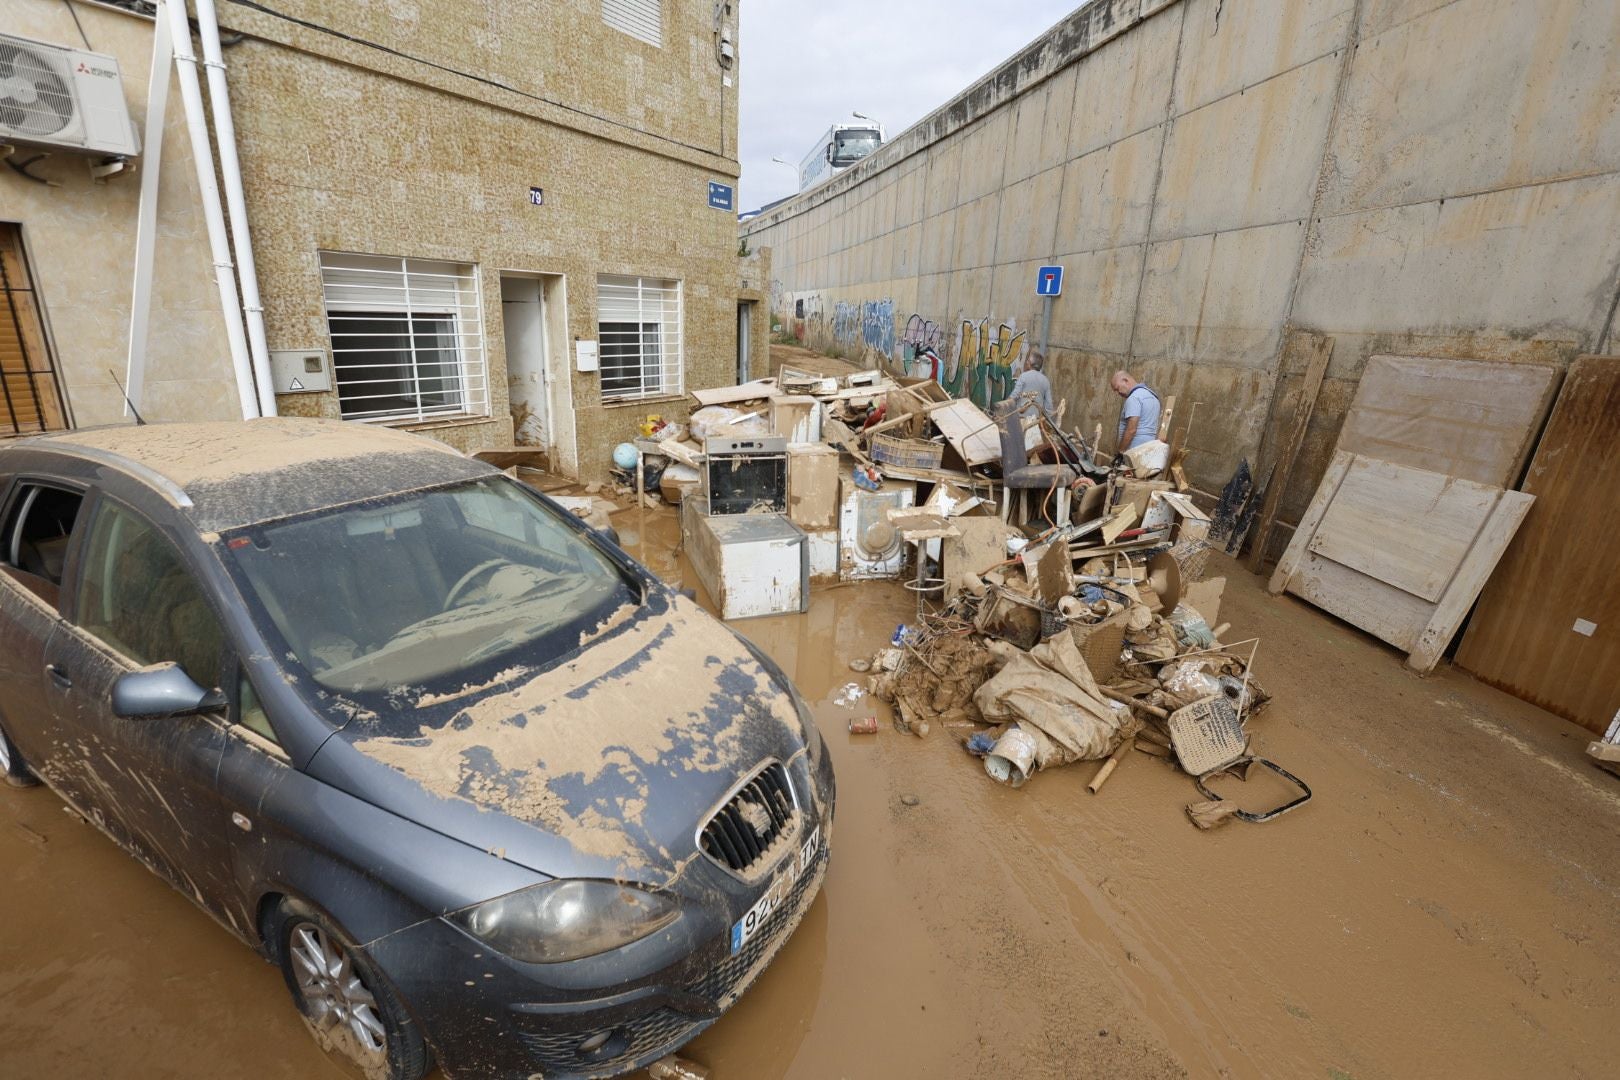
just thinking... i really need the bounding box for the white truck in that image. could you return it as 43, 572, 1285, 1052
797, 119, 885, 192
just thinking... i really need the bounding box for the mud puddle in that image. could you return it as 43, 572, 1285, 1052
3, 500, 1618, 1080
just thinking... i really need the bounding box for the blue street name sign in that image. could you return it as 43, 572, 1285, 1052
708, 181, 734, 211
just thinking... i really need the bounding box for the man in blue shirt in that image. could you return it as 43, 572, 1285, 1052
1111, 370, 1161, 452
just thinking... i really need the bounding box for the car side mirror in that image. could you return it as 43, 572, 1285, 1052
113, 664, 226, 720
594, 525, 621, 547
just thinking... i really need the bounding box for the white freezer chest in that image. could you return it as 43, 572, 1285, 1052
682, 498, 809, 620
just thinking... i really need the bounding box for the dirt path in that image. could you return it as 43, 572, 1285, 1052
1, 504, 1616, 1079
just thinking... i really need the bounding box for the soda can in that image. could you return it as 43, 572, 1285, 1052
848, 716, 880, 734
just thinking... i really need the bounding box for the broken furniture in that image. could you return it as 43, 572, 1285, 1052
1270, 451, 1535, 674
1168, 694, 1311, 823
997, 411, 1084, 526
681, 497, 809, 620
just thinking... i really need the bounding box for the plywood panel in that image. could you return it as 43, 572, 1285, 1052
1307, 457, 1498, 602
1457, 356, 1620, 733
1337, 355, 1559, 488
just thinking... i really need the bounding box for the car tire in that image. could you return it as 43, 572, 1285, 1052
0, 718, 40, 788
269, 899, 431, 1080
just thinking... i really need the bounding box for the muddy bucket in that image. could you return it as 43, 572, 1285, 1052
985, 727, 1038, 788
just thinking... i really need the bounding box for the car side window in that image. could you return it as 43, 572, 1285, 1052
237, 673, 279, 745
76, 501, 225, 693
0, 481, 85, 606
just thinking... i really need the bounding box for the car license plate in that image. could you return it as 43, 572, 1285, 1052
730, 826, 821, 954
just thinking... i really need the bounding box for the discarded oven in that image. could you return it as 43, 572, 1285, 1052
703, 435, 788, 515
681, 496, 809, 620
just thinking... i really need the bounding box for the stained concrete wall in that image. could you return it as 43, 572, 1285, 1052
743, 0, 1620, 546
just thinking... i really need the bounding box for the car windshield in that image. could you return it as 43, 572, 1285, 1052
831, 129, 880, 166
224, 478, 633, 695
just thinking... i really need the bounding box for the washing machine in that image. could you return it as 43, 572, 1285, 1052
839, 477, 915, 580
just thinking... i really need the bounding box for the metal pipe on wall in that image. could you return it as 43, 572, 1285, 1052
194, 0, 277, 418
124, 5, 172, 417
160, 0, 259, 419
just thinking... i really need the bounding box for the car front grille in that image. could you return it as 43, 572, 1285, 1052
516, 1006, 702, 1076
699, 761, 797, 875
692, 845, 827, 1008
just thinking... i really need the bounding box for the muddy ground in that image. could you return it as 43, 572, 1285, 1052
3, 500, 1618, 1080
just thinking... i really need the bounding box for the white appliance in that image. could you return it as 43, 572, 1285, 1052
0, 34, 140, 158
839, 477, 914, 580
682, 498, 809, 620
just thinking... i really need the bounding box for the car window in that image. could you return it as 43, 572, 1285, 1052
238, 673, 278, 745
0, 481, 84, 606
76, 501, 225, 692
225, 478, 632, 697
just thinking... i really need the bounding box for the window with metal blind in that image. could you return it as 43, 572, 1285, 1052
602, 0, 662, 46
0, 224, 68, 438
319, 252, 489, 424
597, 275, 683, 402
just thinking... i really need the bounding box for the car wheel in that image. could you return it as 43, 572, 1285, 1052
271, 900, 430, 1080
0, 719, 40, 788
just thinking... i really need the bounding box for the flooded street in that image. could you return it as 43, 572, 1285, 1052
3, 502, 1618, 1080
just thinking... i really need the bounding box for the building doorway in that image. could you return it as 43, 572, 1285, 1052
1, 224, 68, 437
500, 272, 573, 474
737, 300, 755, 382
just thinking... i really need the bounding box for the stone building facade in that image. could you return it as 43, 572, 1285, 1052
2, 0, 767, 477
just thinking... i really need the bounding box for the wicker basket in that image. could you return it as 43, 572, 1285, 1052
1069, 610, 1129, 684
871, 434, 944, 470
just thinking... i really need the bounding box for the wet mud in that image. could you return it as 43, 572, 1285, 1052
3, 501, 1619, 1079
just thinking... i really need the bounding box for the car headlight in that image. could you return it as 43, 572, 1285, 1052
734, 632, 823, 764
450, 880, 678, 964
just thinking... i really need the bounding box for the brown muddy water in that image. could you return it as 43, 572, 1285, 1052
3, 501, 1618, 1080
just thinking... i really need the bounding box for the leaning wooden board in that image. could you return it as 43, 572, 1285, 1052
1270, 451, 1534, 674
1456, 356, 1620, 733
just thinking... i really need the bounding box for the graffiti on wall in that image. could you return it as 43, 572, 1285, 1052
832, 298, 897, 357
943, 318, 1029, 409
899, 314, 947, 379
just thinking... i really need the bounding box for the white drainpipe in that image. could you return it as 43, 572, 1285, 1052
194, 0, 278, 418
162, 0, 259, 419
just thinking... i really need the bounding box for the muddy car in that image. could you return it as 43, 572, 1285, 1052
0, 419, 833, 1080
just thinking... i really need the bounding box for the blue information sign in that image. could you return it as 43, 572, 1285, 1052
708, 181, 734, 211
1036, 265, 1064, 297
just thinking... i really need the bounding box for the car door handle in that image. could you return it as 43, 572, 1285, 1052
46, 664, 72, 690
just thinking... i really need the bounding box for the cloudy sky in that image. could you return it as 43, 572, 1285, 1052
736, 0, 1082, 212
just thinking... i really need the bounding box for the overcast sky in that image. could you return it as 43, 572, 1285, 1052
736, 0, 1081, 212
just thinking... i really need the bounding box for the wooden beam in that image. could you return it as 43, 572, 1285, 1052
1246, 334, 1334, 575
1406, 490, 1535, 674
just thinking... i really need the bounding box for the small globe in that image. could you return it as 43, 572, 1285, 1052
612, 442, 639, 470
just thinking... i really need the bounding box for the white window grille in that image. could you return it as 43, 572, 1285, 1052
603, 0, 662, 46
597, 275, 683, 402
319, 252, 489, 424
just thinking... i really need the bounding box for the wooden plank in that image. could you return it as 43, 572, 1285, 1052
1456, 356, 1620, 731
1407, 490, 1534, 674
691, 379, 778, 406
1155, 395, 1176, 441
1245, 334, 1332, 573
1289, 553, 1434, 652
1270, 450, 1353, 595
1307, 458, 1498, 603
1337, 354, 1559, 489
930, 398, 1002, 466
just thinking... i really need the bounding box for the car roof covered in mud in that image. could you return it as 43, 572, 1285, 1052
18, 418, 487, 532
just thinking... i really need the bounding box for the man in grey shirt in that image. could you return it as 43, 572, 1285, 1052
1111, 369, 1161, 452
1009, 352, 1054, 419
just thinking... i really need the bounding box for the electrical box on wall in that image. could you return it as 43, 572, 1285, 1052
269, 349, 331, 393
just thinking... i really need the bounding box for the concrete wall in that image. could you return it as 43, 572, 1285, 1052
743, 0, 1620, 545
2, 0, 239, 428
6, 0, 752, 478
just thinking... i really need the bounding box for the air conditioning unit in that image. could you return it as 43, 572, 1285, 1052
0, 34, 140, 158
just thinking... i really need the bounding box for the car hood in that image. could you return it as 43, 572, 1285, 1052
307, 594, 810, 883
